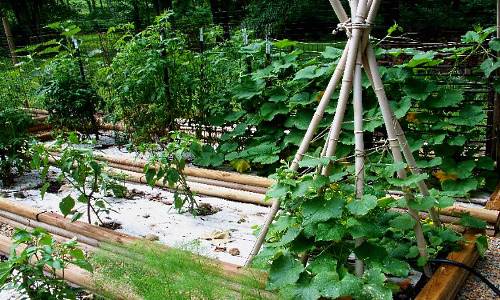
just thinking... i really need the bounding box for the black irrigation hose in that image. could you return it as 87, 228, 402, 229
429, 258, 500, 296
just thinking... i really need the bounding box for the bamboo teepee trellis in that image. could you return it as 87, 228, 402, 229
246, 0, 443, 277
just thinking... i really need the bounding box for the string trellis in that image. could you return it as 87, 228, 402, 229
246, 0, 443, 277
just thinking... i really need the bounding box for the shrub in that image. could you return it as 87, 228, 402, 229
142, 132, 201, 214
39, 57, 101, 137
0, 107, 33, 186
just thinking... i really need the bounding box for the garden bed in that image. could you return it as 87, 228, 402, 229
0, 167, 269, 266
0, 196, 485, 300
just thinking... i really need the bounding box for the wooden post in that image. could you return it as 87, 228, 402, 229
494, 0, 500, 171
2, 16, 17, 65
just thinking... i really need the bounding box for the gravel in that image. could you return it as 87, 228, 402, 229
457, 236, 500, 300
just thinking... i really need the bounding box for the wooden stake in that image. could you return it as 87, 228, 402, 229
2, 17, 17, 65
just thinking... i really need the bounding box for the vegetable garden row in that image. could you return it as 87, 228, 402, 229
1, 0, 500, 299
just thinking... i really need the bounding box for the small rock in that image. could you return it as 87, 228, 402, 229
142, 214, 150, 218
13, 191, 26, 198
228, 248, 240, 256
145, 234, 160, 241
214, 246, 227, 252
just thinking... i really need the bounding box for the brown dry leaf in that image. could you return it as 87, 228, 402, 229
406, 112, 418, 123
203, 230, 230, 240
433, 169, 458, 182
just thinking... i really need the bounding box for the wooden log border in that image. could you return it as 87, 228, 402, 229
415, 234, 480, 300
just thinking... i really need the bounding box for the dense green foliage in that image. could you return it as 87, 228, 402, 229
203, 28, 497, 195
36, 23, 102, 136
40, 57, 101, 136
91, 241, 265, 299
0, 107, 32, 186
0, 228, 92, 300
0, 3, 497, 299
253, 159, 489, 299
31, 133, 126, 224
103, 14, 242, 143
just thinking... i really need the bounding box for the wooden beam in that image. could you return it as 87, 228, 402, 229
416, 234, 480, 300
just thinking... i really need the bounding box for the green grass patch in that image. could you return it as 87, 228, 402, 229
91, 241, 271, 299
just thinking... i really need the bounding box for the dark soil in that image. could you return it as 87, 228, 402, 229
100, 221, 122, 230
195, 203, 221, 216
47, 180, 63, 193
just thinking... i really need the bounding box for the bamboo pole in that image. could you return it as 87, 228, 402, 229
0, 210, 100, 247
362, 45, 431, 276
104, 161, 268, 194
2, 17, 17, 65
360, 58, 442, 226
353, 50, 365, 276
105, 166, 269, 206
321, 0, 369, 176
92, 153, 274, 188
48, 154, 269, 206
0, 215, 97, 253
290, 45, 350, 170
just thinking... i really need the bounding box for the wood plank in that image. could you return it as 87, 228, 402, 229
485, 182, 500, 211
416, 234, 479, 300
485, 182, 500, 232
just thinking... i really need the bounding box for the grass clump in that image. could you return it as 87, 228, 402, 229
90, 241, 271, 300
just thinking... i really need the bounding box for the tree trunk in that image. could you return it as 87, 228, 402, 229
131, 0, 141, 32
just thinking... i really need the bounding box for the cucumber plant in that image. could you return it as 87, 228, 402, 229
255, 159, 488, 299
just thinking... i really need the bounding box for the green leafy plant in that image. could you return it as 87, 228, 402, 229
199, 28, 497, 194
0, 108, 33, 186
0, 227, 92, 300
30, 133, 126, 224
142, 132, 201, 214
104, 13, 195, 143
37, 23, 102, 137
255, 160, 487, 299
103, 13, 244, 144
